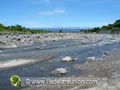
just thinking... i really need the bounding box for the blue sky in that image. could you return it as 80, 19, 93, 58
0, 0, 120, 28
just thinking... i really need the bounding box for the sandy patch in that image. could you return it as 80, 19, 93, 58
0, 59, 38, 70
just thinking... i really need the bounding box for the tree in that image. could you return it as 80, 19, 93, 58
84, 19, 120, 34
114, 20, 120, 27
0, 23, 5, 28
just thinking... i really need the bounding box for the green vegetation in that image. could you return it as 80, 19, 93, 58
83, 19, 120, 34
0, 23, 48, 34
10, 75, 21, 87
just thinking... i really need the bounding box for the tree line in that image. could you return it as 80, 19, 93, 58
0, 24, 48, 34
83, 19, 120, 34
1, 19, 120, 34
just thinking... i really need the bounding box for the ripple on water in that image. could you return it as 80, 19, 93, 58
0, 50, 2, 53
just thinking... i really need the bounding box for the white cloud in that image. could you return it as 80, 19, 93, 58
37, 8, 66, 15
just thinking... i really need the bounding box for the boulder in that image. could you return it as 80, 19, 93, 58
72, 57, 78, 61
87, 56, 96, 61
6, 43, 17, 48
52, 39, 58, 42
104, 51, 110, 55
0, 41, 6, 45
103, 51, 110, 57
53, 68, 67, 74
0, 41, 17, 48
62, 56, 77, 62
62, 56, 72, 62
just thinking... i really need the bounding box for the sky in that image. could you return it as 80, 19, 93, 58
0, 0, 120, 28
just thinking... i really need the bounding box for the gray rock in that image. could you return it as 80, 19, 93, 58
104, 51, 110, 55
87, 56, 96, 61
0, 41, 6, 45
62, 56, 72, 62
62, 56, 77, 62
52, 68, 67, 74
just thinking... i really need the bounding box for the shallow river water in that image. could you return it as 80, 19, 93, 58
0, 39, 120, 90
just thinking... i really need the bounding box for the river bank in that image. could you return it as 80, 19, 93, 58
0, 33, 120, 48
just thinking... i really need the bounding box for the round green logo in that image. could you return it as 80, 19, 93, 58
10, 75, 21, 87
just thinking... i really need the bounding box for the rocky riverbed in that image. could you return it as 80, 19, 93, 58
0, 33, 120, 48
22, 48, 120, 90
0, 33, 120, 90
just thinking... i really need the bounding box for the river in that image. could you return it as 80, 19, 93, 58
0, 39, 120, 90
